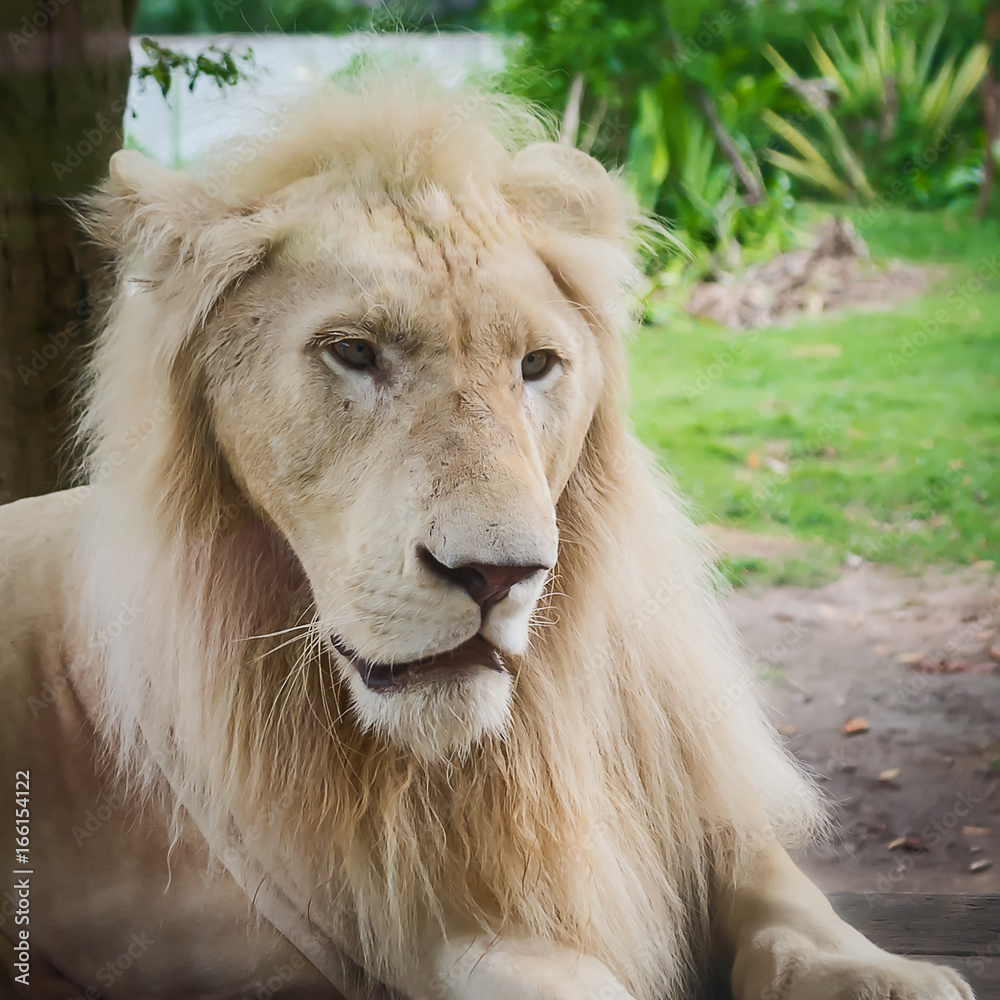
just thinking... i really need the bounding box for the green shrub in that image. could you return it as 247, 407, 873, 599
762, 4, 989, 206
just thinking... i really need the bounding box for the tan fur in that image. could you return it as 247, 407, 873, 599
0, 72, 971, 1000
70, 74, 816, 996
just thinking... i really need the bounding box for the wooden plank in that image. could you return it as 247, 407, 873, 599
704, 955, 999, 1000
829, 892, 1000, 957
705, 895, 1000, 998
922, 956, 1000, 998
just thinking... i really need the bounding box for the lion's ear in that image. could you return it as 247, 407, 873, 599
504, 143, 632, 244
85, 150, 269, 288
86, 150, 223, 256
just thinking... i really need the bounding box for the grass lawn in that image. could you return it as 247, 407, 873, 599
629, 206, 1000, 585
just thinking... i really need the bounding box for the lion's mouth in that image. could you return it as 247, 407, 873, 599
331, 633, 505, 691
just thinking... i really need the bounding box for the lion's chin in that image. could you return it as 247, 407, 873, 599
335, 648, 514, 762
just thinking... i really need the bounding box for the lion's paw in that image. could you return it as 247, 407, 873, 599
738, 932, 974, 1000
420, 935, 637, 1000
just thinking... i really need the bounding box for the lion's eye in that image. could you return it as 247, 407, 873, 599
328, 338, 378, 372
521, 350, 556, 381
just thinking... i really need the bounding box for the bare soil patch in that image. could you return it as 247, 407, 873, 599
727, 558, 1000, 893
704, 524, 811, 562
688, 217, 937, 330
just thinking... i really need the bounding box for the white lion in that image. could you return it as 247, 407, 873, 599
0, 75, 973, 1000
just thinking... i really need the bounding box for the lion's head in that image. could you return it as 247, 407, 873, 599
82, 82, 635, 761
76, 76, 819, 993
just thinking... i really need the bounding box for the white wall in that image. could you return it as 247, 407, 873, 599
126, 32, 504, 167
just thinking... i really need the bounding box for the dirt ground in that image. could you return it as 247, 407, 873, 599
719, 533, 1000, 894
686, 217, 936, 331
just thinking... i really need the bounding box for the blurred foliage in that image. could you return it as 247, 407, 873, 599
132, 0, 997, 259
489, 0, 994, 263
762, 6, 989, 207
135, 37, 256, 97
134, 0, 483, 34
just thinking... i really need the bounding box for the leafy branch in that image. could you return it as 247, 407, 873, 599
135, 37, 256, 99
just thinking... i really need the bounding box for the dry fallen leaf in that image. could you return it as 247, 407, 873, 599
850, 611, 865, 627
911, 656, 958, 673
967, 661, 997, 675
970, 859, 994, 873
775, 723, 798, 736
841, 717, 870, 736
747, 451, 761, 469
963, 826, 992, 837
878, 768, 901, 783
888, 836, 927, 853
898, 652, 924, 665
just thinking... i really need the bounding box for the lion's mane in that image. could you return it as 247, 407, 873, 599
75, 73, 821, 999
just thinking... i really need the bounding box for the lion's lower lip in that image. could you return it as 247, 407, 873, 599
331, 633, 504, 691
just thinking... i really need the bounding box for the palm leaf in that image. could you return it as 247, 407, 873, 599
761, 107, 827, 163
921, 52, 959, 127
933, 43, 989, 136
812, 105, 875, 200
896, 33, 917, 96
914, 10, 947, 91
626, 86, 670, 210
762, 42, 800, 86
822, 23, 855, 83
850, 7, 882, 100
808, 33, 846, 96
763, 150, 852, 200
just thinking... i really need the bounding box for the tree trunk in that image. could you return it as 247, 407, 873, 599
0, 0, 137, 504
977, 4, 1000, 219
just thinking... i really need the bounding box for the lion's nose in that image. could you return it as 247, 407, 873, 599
417, 546, 545, 611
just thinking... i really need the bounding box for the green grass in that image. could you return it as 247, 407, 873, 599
630, 206, 1000, 577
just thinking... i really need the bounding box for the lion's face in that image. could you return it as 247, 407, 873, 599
206, 189, 603, 759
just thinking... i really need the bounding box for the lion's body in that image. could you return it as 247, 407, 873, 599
0, 491, 331, 997
0, 76, 974, 1000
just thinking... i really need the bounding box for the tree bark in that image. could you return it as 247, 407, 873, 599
0, 0, 137, 503
694, 85, 766, 206
977, 4, 1000, 219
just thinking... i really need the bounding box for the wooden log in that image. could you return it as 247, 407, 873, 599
828, 892, 1000, 957
705, 894, 1000, 998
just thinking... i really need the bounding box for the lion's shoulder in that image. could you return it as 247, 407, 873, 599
0, 488, 84, 675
